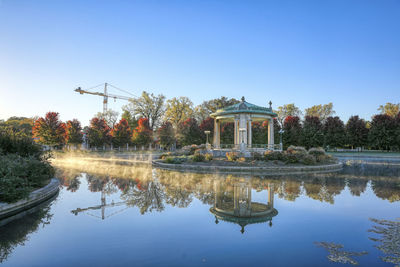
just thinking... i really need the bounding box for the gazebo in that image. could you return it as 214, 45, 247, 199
210, 97, 279, 153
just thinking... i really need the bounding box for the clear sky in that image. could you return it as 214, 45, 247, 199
1, 0, 399, 125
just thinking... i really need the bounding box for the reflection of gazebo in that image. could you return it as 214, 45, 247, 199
210, 97, 279, 152
210, 178, 278, 234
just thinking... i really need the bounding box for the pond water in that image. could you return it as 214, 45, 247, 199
0, 160, 399, 266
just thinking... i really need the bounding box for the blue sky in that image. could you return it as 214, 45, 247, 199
0, 0, 399, 125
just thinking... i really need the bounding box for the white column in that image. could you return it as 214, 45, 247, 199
268, 118, 274, 149
213, 119, 219, 148
234, 118, 238, 146
217, 120, 221, 148
248, 119, 252, 148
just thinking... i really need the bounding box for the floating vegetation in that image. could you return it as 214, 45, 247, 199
369, 218, 400, 267
315, 241, 368, 265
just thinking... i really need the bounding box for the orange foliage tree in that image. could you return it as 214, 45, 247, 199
32, 112, 67, 146
66, 119, 83, 145
132, 118, 153, 146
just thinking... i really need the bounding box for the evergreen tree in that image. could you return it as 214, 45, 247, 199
282, 116, 302, 148
176, 118, 202, 146
300, 116, 323, 149
157, 121, 175, 149
323, 116, 345, 148
112, 119, 132, 147
345, 116, 368, 149
368, 114, 396, 150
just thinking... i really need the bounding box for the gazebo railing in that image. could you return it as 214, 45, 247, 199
216, 144, 282, 151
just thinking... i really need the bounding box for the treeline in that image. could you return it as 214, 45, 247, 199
1, 95, 399, 150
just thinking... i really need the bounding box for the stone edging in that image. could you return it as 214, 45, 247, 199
0, 178, 60, 221
152, 160, 343, 175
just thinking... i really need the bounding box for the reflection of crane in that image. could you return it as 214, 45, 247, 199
74, 82, 137, 113
71, 190, 128, 220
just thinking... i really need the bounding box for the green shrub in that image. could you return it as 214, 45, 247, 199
308, 147, 326, 157
204, 153, 213, 161
264, 151, 283, 161
282, 152, 301, 163
164, 155, 188, 164
0, 154, 54, 203
226, 152, 239, 161
287, 146, 307, 155
252, 152, 263, 161
192, 153, 205, 162
301, 154, 317, 165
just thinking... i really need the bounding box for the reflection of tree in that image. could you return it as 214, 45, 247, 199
282, 180, 301, 201
347, 178, 368, 196
121, 180, 165, 214
164, 187, 192, 208
315, 241, 367, 265
66, 177, 81, 192
368, 218, 400, 266
0, 201, 53, 263
371, 180, 400, 203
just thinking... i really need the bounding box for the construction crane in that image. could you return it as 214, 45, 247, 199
74, 82, 136, 113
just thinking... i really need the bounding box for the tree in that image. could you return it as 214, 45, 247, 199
132, 118, 153, 146
346, 116, 369, 149
86, 117, 112, 147
368, 114, 396, 150
378, 103, 400, 117
0, 116, 35, 138
121, 110, 138, 129
176, 118, 202, 146
157, 121, 175, 149
282, 116, 302, 148
305, 103, 335, 122
395, 113, 400, 150
252, 121, 267, 144
111, 119, 132, 147
194, 97, 240, 120
164, 97, 194, 128
32, 112, 67, 146
275, 104, 302, 126
323, 116, 345, 148
199, 117, 214, 142
95, 109, 119, 128
123, 91, 165, 130
66, 119, 83, 145
300, 116, 324, 149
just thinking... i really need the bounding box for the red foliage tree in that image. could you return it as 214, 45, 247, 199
132, 118, 153, 146
111, 119, 132, 147
32, 112, 67, 146
368, 114, 396, 150
87, 117, 112, 147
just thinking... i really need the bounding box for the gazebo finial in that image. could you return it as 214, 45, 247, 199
269, 100, 272, 109
241, 96, 245, 102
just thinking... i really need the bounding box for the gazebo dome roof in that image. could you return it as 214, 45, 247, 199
210, 96, 277, 118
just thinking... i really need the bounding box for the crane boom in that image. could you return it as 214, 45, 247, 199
74, 82, 133, 113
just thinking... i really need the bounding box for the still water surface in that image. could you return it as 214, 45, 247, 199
1, 161, 399, 266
